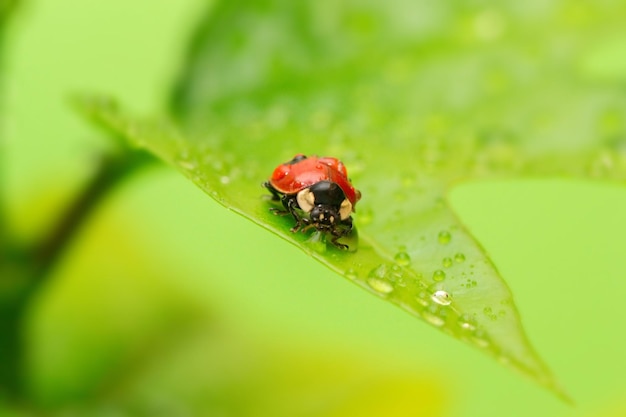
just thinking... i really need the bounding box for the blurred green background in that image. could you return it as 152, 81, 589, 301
2, 0, 626, 416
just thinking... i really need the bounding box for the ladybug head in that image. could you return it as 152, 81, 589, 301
296, 181, 353, 227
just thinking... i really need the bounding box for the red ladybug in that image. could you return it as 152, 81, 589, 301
264, 154, 362, 249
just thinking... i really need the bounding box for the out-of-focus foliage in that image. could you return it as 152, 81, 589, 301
82, 0, 626, 399
0, 0, 18, 25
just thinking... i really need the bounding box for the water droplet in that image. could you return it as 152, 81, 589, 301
422, 310, 445, 327
219, 176, 231, 185
458, 314, 477, 331
442, 257, 453, 268
398, 301, 420, 316
471, 329, 490, 348
369, 264, 388, 279
422, 304, 448, 327
177, 159, 197, 171
454, 253, 466, 263
483, 306, 497, 321
388, 264, 406, 285
345, 269, 358, 280
394, 251, 411, 266
368, 278, 394, 294
438, 230, 451, 245
433, 270, 446, 282
416, 291, 430, 306
431, 290, 452, 306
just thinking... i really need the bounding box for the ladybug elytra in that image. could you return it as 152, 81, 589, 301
264, 154, 361, 249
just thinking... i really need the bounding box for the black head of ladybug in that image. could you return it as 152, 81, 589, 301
296, 180, 353, 228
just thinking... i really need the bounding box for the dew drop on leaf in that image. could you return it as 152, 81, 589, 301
431, 290, 452, 306
345, 268, 358, 280
416, 291, 430, 307
458, 314, 477, 331
442, 257, 453, 268
422, 308, 445, 327
433, 270, 446, 282
367, 264, 393, 294
394, 251, 411, 266
455, 253, 466, 263
367, 278, 394, 294
438, 230, 452, 244
472, 329, 491, 348
177, 158, 197, 172
369, 264, 388, 279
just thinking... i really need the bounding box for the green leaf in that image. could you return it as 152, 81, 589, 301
80, 0, 626, 400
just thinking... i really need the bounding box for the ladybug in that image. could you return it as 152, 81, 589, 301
264, 154, 362, 250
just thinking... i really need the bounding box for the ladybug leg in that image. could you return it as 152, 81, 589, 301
298, 222, 316, 234
264, 182, 295, 218
269, 207, 287, 215
269, 193, 306, 233
290, 221, 305, 233
263, 181, 282, 201
329, 217, 353, 250
330, 234, 349, 250
269, 205, 290, 216
283, 196, 308, 233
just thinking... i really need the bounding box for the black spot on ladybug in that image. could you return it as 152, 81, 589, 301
286, 154, 307, 165
308, 181, 345, 207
